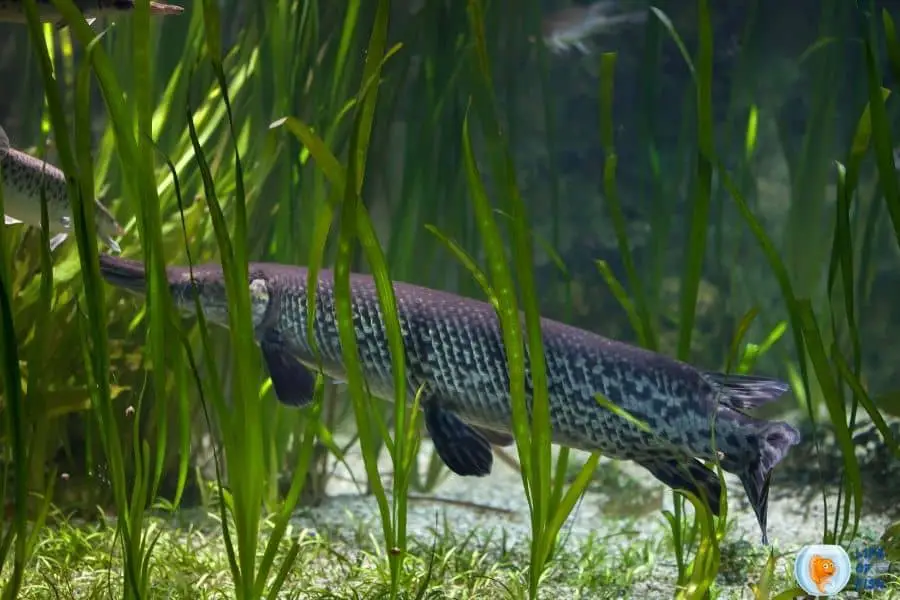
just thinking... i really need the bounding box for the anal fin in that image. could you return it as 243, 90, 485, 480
261, 340, 318, 407
424, 403, 493, 477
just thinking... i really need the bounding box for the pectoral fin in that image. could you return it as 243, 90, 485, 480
104, 237, 122, 254
49, 233, 68, 252
4, 215, 22, 225
0, 125, 9, 157
424, 402, 493, 476
260, 341, 317, 407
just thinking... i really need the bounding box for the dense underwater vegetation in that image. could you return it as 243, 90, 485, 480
0, 0, 899, 598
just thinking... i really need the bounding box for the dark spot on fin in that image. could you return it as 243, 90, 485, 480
737, 421, 801, 546
638, 455, 723, 517
470, 426, 514, 447
424, 403, 493, 476
260, 340, 317, 407
702, 372, 790, 410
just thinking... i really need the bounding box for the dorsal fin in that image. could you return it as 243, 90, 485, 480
702, 372, 790, 410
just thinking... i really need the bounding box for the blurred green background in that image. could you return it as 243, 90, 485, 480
1, 0, 900, 597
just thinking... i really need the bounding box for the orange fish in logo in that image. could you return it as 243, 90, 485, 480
808, 554, 837, 593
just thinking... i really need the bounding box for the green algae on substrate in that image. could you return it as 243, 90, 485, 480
0, 509, 657, 600
4, 492, 897, 600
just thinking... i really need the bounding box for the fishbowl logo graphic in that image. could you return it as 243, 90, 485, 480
794, 544, 852, 597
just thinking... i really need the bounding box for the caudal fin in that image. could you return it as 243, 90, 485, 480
738, 421, 801, 545
639, 455, 724, 516
702, 371, 791, 411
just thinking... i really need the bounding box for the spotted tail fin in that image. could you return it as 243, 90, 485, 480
737, 421, 802, 545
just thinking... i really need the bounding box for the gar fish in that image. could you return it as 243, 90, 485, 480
97, 255, 801, 545
541, 1, 647, 54
0, 124, 123, 253
0, 0, 184, 27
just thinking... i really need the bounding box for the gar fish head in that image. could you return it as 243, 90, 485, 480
168, 265, 273, 331
98, 255, 273, 332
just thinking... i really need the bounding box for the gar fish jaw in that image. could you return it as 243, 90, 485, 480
155, 266, 274, 334
97, 256, 274, 333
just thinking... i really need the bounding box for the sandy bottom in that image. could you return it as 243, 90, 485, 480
283, 437, 894, 598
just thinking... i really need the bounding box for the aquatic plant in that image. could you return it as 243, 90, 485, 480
1, 1, 899, 599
